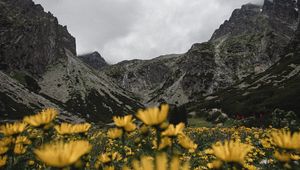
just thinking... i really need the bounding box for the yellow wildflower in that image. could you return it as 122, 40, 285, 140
271, 130, 300, 150
14, 143, 27, 154
124, 122, 137, 132
158, 137, 172, 150
204, 148, 214, 155
0, 155, 7, 168
15, 136, 32, 145
98, 153, 111, 164
0, 137, 13, 146
291, 154, 300, 160
122, 166, 131, 170
130, 153, 190, 170
136, 104, 169, 126
28, 128, 43, 138
54, 123, 91, 135
207, 160, 223, 169
141, 156, 155, 170
156, 153, 168, 170
140, 125, 149, 135
0, 122, 27, 136
159, 121, 169, 129
113, 115, 134, 127
24, 108, 58, 127
211, 140, 253, 165
107, 128, 123, 139
34, 140, 91, 168
161, 123, 185, 137
104, 166, 115, 170
28, 160, 35, 166
170, 156, 180, 170
113, 115, 136, 132
274, 151, 291, 162
260, 138, 273, 149
97, 152, 122, 165
111, 152, 122, 161
178, 134, 197, 152
243, 163, 258, 170
0, 147, 8, 155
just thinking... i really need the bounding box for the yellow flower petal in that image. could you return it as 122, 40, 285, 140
34, 140, 91, 167
162, 123, 185, 137
0, 155, 7, 168
54, 123, 91, 135
0, 122, 27, 136
107, 128, 123, 139
24, 108, 58, 127
136, 104, 169, 126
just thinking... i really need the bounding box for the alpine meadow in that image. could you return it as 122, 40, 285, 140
0, 0, 300, 169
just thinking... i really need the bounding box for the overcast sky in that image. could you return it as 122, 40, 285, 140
33, 0, 263, 64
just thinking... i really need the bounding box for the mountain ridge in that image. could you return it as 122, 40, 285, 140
0, 0, 143, 123
102, 0, 299, 106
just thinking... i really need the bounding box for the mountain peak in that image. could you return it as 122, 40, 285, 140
262, 0, 298, 24
78, 51, 108, 70
210, 0, 299, 42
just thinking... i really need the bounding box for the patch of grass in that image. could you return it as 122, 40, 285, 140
188, 117, 215, 128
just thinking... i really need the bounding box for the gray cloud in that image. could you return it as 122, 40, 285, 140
33, 0, 264, 63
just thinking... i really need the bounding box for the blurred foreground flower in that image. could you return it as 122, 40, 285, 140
207, 140, 253, 169
34, 140, 91, 168
24, 108, 58, 127
126, 152, 189, 170
271, 130, 300, 150
54, 123, 91, 135
113, 115, 136, 132
0, 122, 27, 136
136, 104, 169, 126
0, 147, 8, 155
14, 143, 27, 154
0, 137, 13, 146
0, 155, 7, 168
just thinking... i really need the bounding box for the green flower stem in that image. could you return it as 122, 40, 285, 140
155, 127, 161, 150
121, 129, 126, 157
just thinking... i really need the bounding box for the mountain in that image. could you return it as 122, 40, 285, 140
0, 0, 142, 123
78, 51, 108, 70
186, 0, 300, 117
103, 0, 299, 105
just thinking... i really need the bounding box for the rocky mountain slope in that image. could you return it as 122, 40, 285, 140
0, 0, 142, 123
102, 0, 299, 106
187, 0, 300, 117
78, 51, 108, 70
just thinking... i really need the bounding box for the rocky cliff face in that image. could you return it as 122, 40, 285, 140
0, 0, 142, 123
0, 0, 76, 76
103, 0, 299, 105
78, 51, 108, 70
188, 11, 300, 117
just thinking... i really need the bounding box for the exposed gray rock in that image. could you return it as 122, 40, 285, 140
103, 0, 299, 106
187, 1, 300, 121
0, 71, 85, 123
0, 0, 76, 76
0, 0, 143, 123
78, 51, 108, 70
206, 108, 228, 124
